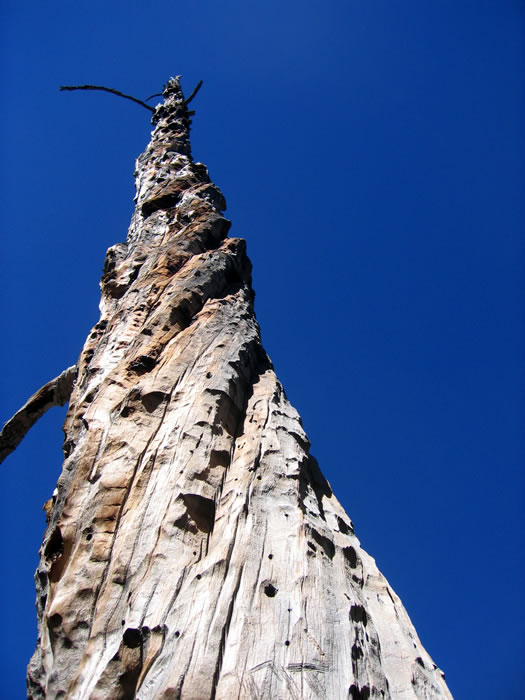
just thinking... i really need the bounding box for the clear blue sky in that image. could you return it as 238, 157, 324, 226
2, 1, 523, 697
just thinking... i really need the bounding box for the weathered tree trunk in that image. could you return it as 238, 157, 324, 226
27, 78, 452, 699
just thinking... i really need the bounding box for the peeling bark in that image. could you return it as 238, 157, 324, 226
27, 77, 452, 699
0, 365, 76, 464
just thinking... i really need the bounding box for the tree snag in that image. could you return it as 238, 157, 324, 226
22, 77, 451, 699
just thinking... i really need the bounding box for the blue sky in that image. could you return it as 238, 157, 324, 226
2, 1, 523, 697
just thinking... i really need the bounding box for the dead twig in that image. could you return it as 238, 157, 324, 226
60, 85, 155, 113
184, 80, 203, 106
0, 366, 77, 464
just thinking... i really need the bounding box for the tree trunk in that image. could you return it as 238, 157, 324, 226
27, 77, 452, 699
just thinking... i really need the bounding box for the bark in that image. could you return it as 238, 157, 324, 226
28, 77, 452, 699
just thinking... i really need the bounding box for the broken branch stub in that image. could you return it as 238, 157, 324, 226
0, 365, 76, 464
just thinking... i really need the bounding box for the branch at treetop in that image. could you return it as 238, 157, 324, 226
60, 85, 155, 112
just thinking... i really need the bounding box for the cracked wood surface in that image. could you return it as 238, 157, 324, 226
28, 77, 452, 699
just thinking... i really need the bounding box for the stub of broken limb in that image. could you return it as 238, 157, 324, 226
0, 365, 76, 464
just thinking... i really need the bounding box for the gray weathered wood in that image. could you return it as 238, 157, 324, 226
0, 365, 76, 465
28, 77, 452, 699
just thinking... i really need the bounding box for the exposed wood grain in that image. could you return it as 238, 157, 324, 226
28, 77, 452, 699
0, 365, 76, 464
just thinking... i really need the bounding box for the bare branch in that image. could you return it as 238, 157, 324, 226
60, 85, 155, 113
0, 365, 77, 464
184, 80, 203, 106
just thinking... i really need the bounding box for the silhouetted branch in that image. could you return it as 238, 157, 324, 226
184, 80, 203, 105
60, 85, 155, 113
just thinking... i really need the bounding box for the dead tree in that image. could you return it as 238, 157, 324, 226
4, 77, 451, 699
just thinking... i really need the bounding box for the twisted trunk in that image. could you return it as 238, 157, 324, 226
28, 78, 451, 699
